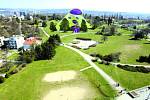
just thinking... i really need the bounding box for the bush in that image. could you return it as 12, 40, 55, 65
10, 68, 19, 74
21, 63, 26, 67
103, 60, 110, 65
136, 66, 150, 73
102, 52, 121, 62
117, 64, 150, 73
0, 76, 5, 83
136, 54, 150, 63
5, 73, 10, 78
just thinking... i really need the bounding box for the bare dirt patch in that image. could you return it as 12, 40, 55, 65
124, 44, 140, 51
43, 87, 87, 100
43, 70, 77, 82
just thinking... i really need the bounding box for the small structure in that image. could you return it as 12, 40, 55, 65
72, 26, 80, 33
3, 35, 24, 49
117, 85, 150, 100
0, 36, 5, 47
68, 38, 98, 50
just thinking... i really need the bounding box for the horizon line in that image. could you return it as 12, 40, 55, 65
0, 7, 150, 15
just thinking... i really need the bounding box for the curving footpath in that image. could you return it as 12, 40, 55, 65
63, 44, 124, 92
41, 28, 125, 94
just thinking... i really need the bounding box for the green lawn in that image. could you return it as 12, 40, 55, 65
7, 52, 19, 60
95, 63, 150, 90
61, 31, 150, 65
0, 46, 116, 100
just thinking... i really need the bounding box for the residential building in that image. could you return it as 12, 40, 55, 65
3, 35, 24, 49
23, 37, 41, 50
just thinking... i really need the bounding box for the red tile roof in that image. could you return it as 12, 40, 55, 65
23, 37, 37, 45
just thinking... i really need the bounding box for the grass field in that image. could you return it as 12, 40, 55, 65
95, 63, 150, 90
7, 52, 19, 60
61, 30, 150, 65
0, 46, 116, 100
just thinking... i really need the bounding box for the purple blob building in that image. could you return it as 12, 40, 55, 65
70, 9, 82, 15
71, 26, 80, 33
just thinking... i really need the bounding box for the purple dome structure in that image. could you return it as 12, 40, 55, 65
70, 9, 82, 15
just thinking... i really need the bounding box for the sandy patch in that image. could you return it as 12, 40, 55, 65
43, 87, 86, 100
124, 44, 140, 50
43, 70, 77, 82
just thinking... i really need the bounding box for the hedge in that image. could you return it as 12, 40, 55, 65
117, 64, 150, 73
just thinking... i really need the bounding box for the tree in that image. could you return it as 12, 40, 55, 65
60, 18, 70, 32
81, 20, 87, 32
110, 25, 116, 35
108, 17, 112, 26
132, 30, 145, 40
148, 23, 150, 28
92, 16, 101, 29
101, 26, 105, 34
34, 19, 38, 26
42, 21, 47, 27
50, 22, 57, 31
101, 35, 108, 43
40, 15, 46, 20
0, 76, 4, 83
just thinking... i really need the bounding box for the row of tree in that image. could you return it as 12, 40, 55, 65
48, 18, 88, 32
132, 28, 150, 40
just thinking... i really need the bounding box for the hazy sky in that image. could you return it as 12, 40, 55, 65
0, 0, 150, 13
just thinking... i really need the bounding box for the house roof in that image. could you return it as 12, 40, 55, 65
23, 37, 36, 45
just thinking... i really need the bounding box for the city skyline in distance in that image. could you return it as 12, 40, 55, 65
0, 0, 150, 14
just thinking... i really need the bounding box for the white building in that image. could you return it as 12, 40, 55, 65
3, 35, 24, 49
0, 36, 5, 47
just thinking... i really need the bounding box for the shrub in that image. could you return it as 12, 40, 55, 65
5, 73, 10, 78
0, 76, 5, 83
102, 52, 121, 62
136, 54, 150, 63
10, 68, 19, 74
117, 64, 150, 73
91, 58, 98, 62
21, 63, 27, 68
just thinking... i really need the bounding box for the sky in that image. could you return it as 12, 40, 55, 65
0, 0, 150, 13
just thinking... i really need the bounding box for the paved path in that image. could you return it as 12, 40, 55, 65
41, 28, 125, 92
40, 27, 50, 37
63, 44, 124, 92
80, 66, 92, 72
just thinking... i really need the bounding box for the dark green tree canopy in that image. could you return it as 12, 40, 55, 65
81, 19, 87, 32
50, 22, 57, 31
60, 18, 70, 32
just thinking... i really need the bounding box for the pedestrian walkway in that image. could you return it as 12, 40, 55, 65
63, 44, 125, 92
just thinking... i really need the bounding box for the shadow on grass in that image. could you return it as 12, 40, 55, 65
144, 42, 150, 44
128, 38, 141, 40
